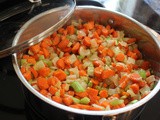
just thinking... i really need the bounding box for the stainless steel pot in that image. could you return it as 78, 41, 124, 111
12, 6, 160, 119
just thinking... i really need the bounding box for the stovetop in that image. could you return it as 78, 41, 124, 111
0, 0, 160, 120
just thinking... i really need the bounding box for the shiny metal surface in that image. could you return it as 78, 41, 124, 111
99, 0, 160, 33
0, 0, 76, 58
12, 6, 160, 119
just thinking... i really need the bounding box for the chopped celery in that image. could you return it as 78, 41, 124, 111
21, 59, 27, 65
88, 81, 93, 87
28, 50, 34, 55
80, 76, 88, 83
106, 37, 111, 41
43, 59, 52, 67
80, 97, 90, 104
33, 60, 45, 70
128, 99, 138, 104
95, 86, 101, 91
64, 70, 70, 75
55, 80, 61, 88
87, 66, 94, 76
70, 81, 85, 92
55, 90, 60, 97
138, 69, 146, 79
39, 55, 45, 60
110, 99, 124, 106
77, 55, 84, 60
72, 97, 80, 104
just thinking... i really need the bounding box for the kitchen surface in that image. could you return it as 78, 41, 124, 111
0, 0, 160, 120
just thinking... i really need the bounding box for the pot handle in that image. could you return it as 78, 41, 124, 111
102, 115, 117, 120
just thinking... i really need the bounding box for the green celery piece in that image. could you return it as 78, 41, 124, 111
106, 37, 111, 41
80, 97, 90, 104
70, 81, 85, 92
88, 81, 93, 87
43, 59, 52, 67
110, 99, 124, 106
39, 55, 45, 60
138, 69, 146, 79
21, 59, 27, 65
33, 60, 45, 70
77, 55, 84, 60
129, 99, 138, 104
72, 97, 80, 104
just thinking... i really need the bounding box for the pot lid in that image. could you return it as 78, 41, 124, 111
0, 0, 76, 58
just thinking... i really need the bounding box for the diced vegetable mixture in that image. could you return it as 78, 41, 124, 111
20, 19, 158, 111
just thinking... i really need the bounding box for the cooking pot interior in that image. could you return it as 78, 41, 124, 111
13, 6, 160, 116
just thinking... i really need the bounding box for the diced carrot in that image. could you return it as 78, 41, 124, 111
83, 21, 94, 30
40, 89, 48, 96
58, 37, 69, 49
115, 53, 125, 62
87, 106, 102, 111
23, 55, 30, 59
101, 28, 109, 36
86, 87, 100, 104
69, 104, 90, 109
119, 76, 128, 89
133, 48, 141, 58
83, 36, 91, 47
94, 67, 104, 78
93, 31, 100, 39
129, 73, 142, 83
75, 91, 88, 98
72, 42, 80, 53
90, 78, 99, 85
42, 48, 50, 58
41, 40, 48, 48
52, 96, 63, 104
101, 69, 115, 79
115, 64, 124, 72
106, 25, 111, 30
101, 49, 108, 57
112, 31, 118, 38
38, 67, 50, 77
51, 32, 57, 38
23, 71, 32, 81
48, 77, 58, 86
130, 83, 139, 94
107, 49, 114, 57
126, 38, 136, 44
60, 88, 65, 97
99, 89, 108, 98
29, 44, 40, 54
79, 70, 87, 76
53, 69, 67, 81
93, 60, 102, 67
30, 67, 38, 78
73, 59, 81, 67
67, 91, 75, 96
27, 57, 36, 64
20, 66, 26, 74
37, 77, 49, 90
100, 101, 110, 108
103, 83, 108, 87
52, 35, 60, 45
121, 92, 130, 97
58, 28, 65, 34
56, 58, 65, 69
138, 81, 146, 88
62, 96, 73, 106
48, 86, 58, 95
66, 25, 75, 35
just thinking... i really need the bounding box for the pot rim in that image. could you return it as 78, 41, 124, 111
12, 6, 160, 116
